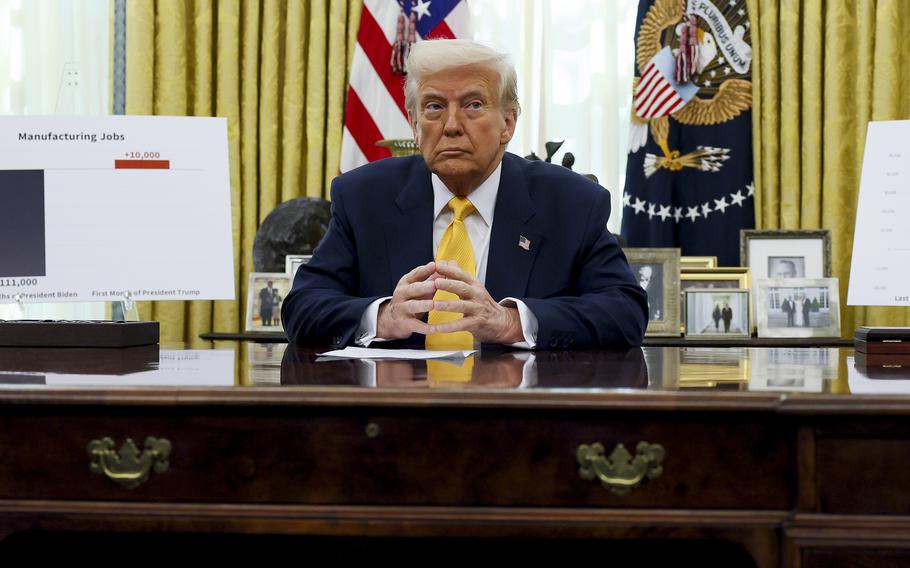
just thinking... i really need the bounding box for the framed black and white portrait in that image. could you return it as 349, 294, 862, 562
767, 256, 805, 279
740, 229, 832, 280
755, 277, 841, 338
624, 248, 680, 337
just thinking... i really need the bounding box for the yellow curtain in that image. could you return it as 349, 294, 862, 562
125, 0, 362, 342
750, 0, 910, 336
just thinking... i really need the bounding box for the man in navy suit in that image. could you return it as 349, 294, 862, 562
282, 39, 647, 350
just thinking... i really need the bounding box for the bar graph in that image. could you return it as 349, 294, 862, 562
0, 115, 234, 303
114, 159, 170, 170
0, 170, 46, 278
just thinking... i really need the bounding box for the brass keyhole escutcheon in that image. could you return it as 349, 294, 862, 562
365, 423, 380, 438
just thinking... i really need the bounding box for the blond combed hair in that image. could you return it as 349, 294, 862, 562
404, 39, 521, 120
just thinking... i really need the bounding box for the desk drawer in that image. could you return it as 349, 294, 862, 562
0, 408, 790, 509
816, 430, 910, 514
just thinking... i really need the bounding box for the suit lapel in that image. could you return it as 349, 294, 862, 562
383, 157, 434, 291
485, 154, 541, 300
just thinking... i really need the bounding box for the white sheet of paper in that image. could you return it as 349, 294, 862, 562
318, 347, 476, 360
848, 120, 910, 306
0, 115, 234, 304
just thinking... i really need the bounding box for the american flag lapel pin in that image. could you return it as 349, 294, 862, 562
518, 235, 530, 251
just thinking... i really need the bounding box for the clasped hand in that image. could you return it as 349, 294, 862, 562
376, 260, 523, 344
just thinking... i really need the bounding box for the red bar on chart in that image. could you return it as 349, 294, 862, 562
114, 160, 170, 170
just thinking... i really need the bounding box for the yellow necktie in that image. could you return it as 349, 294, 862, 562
426, 196, 476, 350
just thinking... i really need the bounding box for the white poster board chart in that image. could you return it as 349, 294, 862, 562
848, 120, 910, 306
0, 115, 234, 304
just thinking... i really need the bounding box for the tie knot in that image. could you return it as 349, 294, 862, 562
448, 197, 476, 221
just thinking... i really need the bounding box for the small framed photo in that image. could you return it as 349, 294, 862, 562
681, 267, 753, 332
245, 272, 292, 332
285, 254, 312, 278
625, 248, 681, 337
740, 229, 832, 279
684, 289, 751, 339
755, 277, 841, 338
680, 256, 718, 270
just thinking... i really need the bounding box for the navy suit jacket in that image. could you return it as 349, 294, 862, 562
282, 152, 648, 349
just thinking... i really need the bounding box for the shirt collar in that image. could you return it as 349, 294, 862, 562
431, 161, 502, 226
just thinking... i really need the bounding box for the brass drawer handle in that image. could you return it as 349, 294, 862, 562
577, 441, 665, 496
87, 437, 171, 489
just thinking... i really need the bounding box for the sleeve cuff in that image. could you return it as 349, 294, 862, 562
500, 297, 538, 349
355, 297, 393, 346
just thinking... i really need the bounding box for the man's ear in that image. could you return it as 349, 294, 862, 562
500, 108, 517, 144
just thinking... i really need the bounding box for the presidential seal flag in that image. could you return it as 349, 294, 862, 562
621, 0, 755, 266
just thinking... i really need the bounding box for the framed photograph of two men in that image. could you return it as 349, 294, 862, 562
755, 277, 841, 338
624, 248, 681, 337
684, 289, 751, 339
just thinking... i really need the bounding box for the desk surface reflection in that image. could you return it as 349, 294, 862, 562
2, 342, 910, 567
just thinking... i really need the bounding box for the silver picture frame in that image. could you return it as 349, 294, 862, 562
683, 288, 751, 340
754, 277, 841, 338
285, 254, 312, 278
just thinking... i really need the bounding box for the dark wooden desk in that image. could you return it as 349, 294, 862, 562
199, 330, 855, 348
0, 344, 907, 566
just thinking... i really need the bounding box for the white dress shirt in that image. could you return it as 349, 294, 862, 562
355, 161, 538, 348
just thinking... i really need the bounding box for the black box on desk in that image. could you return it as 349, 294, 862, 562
854, 326, 910, 354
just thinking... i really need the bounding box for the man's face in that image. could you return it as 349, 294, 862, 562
774, 261, 796, 279
637, 266, 652, 289
411, 64, 517, 195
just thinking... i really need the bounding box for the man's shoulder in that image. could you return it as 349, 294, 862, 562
333, 155, 427, 199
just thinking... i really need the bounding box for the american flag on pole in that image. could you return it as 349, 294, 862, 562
633, 47, 698, 119
340, 0, 471, 173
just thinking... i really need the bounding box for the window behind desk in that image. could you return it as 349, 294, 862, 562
0, 0, 111, 321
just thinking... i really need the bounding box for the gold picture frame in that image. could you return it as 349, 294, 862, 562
625, 248, 681, 337
680, 267, 751, 290
681, 267, 753, 333
680, 256, 718, 270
